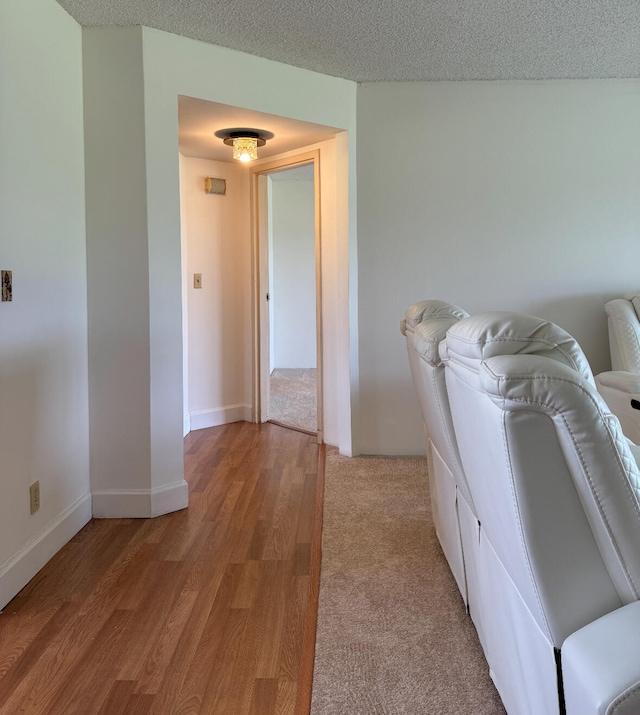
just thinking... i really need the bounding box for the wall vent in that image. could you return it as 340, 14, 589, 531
204, 177, 226, 195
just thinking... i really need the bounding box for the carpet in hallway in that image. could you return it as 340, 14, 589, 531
311, 450, 506, 714
269, 367, 317, 433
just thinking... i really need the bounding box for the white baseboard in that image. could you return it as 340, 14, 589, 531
151, 480, 189, 517
92, 479, 189, 519
190, 403, 252, 431
0, 492, 92, 610
183, 414, 191, 437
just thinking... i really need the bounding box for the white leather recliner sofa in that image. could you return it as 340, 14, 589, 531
440, 311, 640, 715
595, 292, 640, 444
401, 301, 485, 645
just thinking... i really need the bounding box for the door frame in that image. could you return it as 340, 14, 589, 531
249, 149, 323, 442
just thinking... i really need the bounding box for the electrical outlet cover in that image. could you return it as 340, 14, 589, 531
29, 481, 40, 514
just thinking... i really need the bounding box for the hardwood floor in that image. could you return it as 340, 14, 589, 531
0, 421, 323, 715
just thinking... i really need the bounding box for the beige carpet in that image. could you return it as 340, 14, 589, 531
311, 450, 506, 715
269, 367, 317, 433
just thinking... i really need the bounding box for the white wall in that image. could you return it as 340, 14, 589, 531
180, 155, 250, 430
271, 177, 317, 369
140, 27, 358, 455
82, 28, 188, 517
357, 80, 640, 454
0, 0, 91, 608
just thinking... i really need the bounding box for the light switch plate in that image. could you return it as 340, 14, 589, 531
1, 270, 12, 302
194, 273, 202, 289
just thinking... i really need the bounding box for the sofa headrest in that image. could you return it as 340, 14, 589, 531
400, 299, 468, 336
480, 353, 597, 410
443, 311, 595, 385
414, 318, 463, 366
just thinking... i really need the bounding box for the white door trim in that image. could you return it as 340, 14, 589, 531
249, 150, 323, 442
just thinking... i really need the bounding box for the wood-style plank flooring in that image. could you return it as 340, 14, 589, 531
0, 421, 323, 715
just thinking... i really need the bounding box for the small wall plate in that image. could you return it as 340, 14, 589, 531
1, 270, 12, 302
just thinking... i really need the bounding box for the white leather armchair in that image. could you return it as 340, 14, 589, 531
441, 311, 640, 715
595, 292, 640, 444
401, 303, 470, 590
401, 300, 487, 646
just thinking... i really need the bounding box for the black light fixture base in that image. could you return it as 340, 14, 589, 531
215, 128, 273, 146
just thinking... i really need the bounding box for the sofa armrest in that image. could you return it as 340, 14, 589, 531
595, 371, 640, 445
597, 371, 640, 395
563, 601, 640, 715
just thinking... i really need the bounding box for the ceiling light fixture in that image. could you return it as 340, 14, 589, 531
215, 128, 273, 163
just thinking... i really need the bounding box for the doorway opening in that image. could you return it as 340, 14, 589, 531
250, 151, 323, 441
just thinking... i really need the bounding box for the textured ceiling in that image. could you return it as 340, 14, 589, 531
57, 0, 640, 82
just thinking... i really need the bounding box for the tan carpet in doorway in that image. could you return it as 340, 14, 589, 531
311, 450, 506, 715
269, 368, 317, 433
